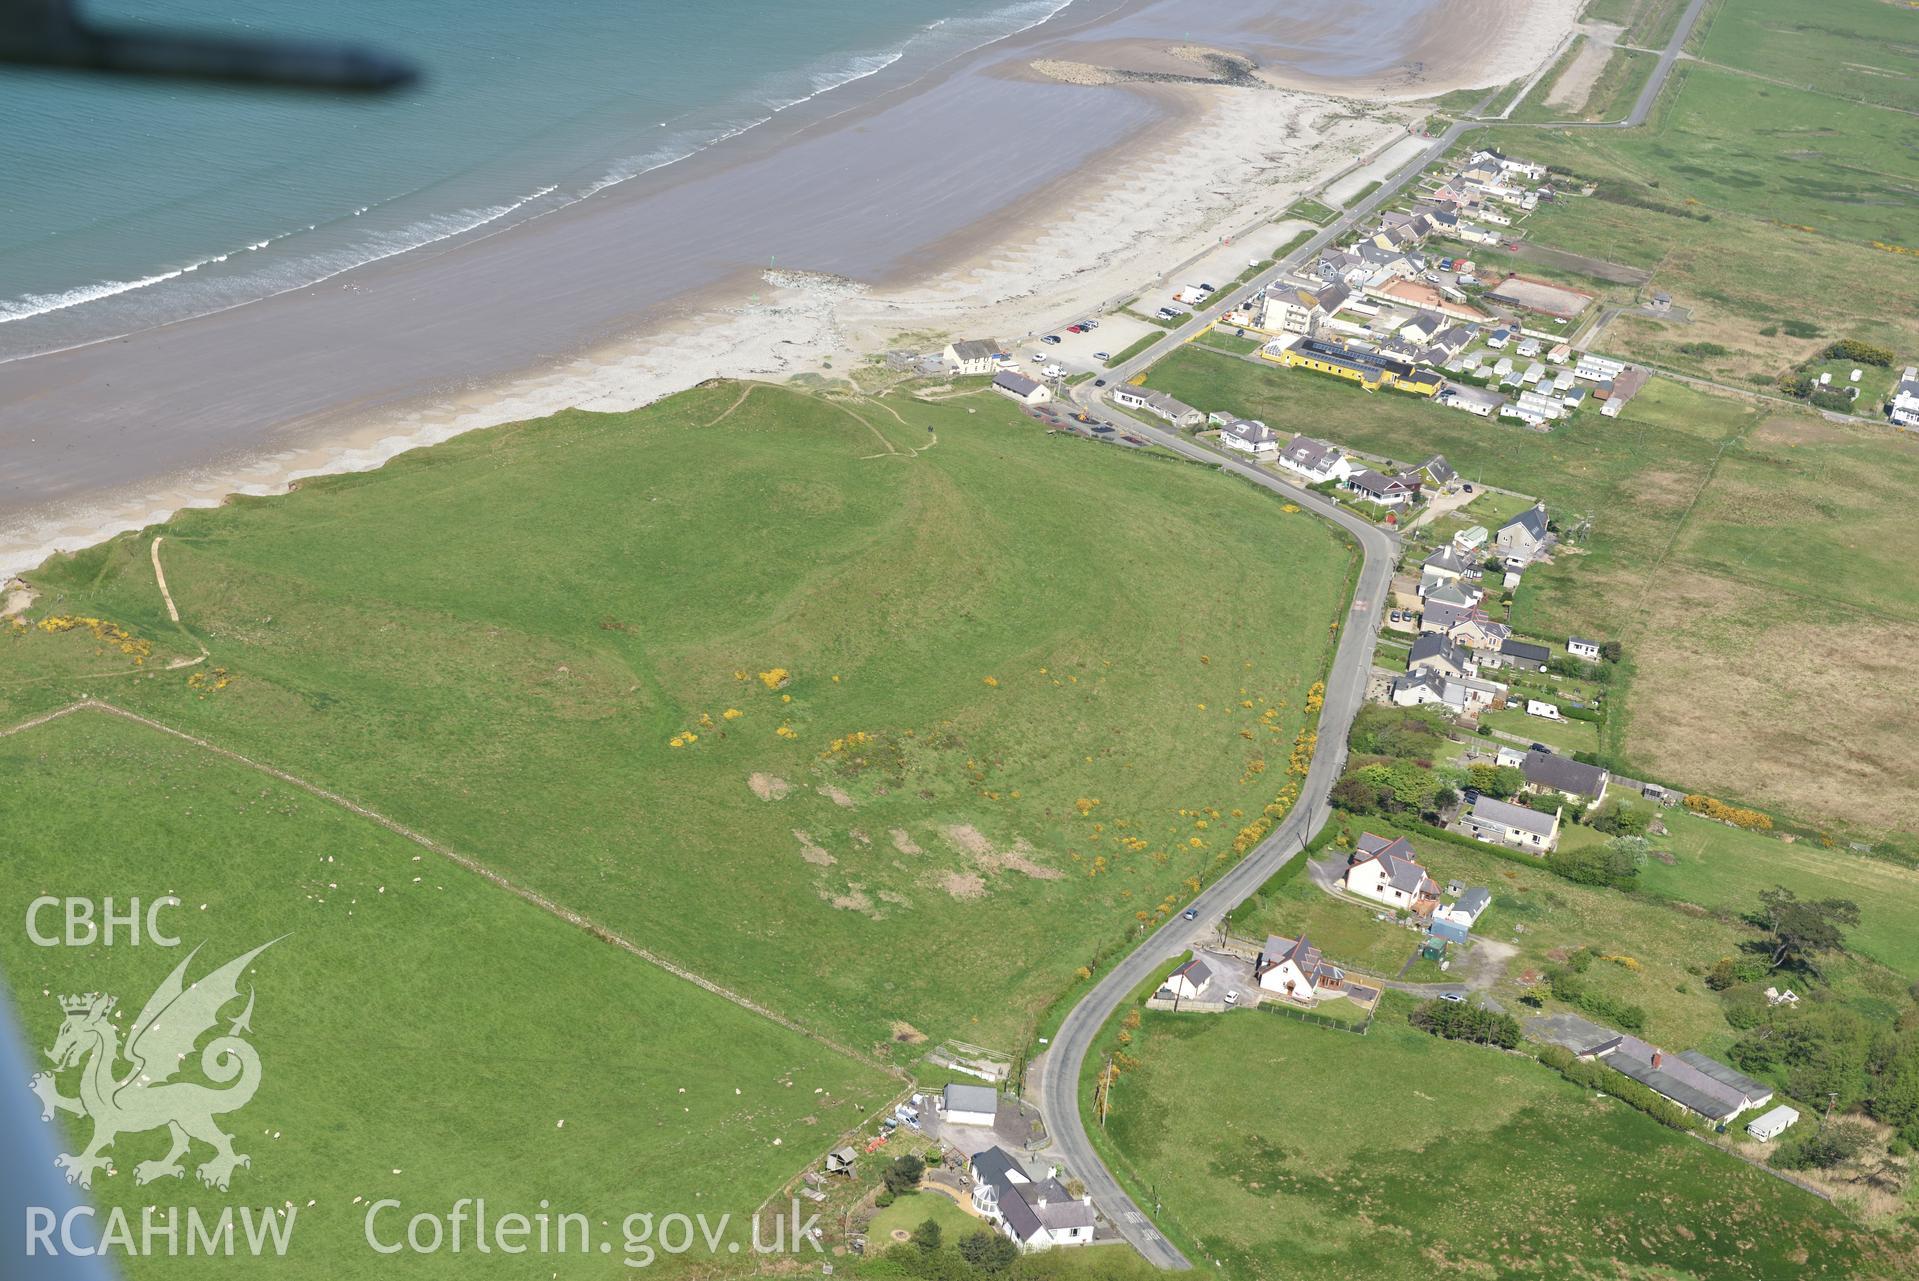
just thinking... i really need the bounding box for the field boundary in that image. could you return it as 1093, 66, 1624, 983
2, 698, 901, 1080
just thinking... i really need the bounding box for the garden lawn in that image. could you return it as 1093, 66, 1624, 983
6, 380, 1354, 1060
1093, 997, 1915, 1279
0, 708, 892, 1281
1232, 871, 1421, 979
865, 1190, 982, 1251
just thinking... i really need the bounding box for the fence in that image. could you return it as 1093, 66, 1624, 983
1144, 995, 1231, 1014
1255, 999, 1373, 1035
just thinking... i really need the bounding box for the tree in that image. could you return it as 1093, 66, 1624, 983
1758, 886, 1859, 974
883, 1152, 926, 1195
910, 1218, 943, 1250
1773, 1118, 1873, 1170
958, 1230, 1019, 1272
1546, 836, 1644, 887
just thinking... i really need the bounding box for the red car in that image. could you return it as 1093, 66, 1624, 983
1066, 324, 1085, 334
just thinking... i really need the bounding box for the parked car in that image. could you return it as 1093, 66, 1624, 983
1065, 324, 1084, 334
1198, 282, 1216, 292
1092, 425, 1115, 435
1439, 991, 1467, 1004
1092, 351, 1111, 361
1463, 483, 1474, 493
1093, 378, 1107, 387
1081, 319, 1098, 329
1224, 990, 1239, 1006
1121, 434, 1145, 445
1461, 787, 1481, 804
1182, 908, 1198, 921
1042, 334, 1062, 344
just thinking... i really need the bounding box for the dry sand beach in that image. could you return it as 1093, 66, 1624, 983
0, 0, 1578, 580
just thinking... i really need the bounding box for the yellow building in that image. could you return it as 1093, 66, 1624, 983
1279, 339, 1442, 397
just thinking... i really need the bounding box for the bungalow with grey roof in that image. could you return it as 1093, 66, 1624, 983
1276, 435, 1354, 484
1163, 957, 1214, 1001
1521, 748, 1609, 805
1464, 795, 1561, 852
1110, 385, 1201, 427
1345, 469, 1419, 507
993, 370, 1051, 406
1605, 1043, 1771, 1123
1218, 418, 1279, 461
1497, 638, 1552, 671
940, 1083, 1000, 1128
1567, 637, 1602, 661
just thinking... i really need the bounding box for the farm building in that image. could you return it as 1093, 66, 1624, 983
941, 1083, 1000, 1128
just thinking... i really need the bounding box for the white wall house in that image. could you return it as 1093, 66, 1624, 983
1164, 957, 1213, 1000
970, 1147, 1095, 1251
1275, 435, 1353, 485
1342, 835, 1440, 913
1465, 795, 1560, 852
945, 338, 1002, 376
1254, 934, 1336, 1004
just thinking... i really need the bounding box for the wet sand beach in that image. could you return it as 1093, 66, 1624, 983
0, 0, 1578, 579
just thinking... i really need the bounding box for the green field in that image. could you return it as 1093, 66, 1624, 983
0, 709, 891, 1278
1232, 868, 1422, 979
1633, 808, 1919, 981
6, 380, 1353, 1063
1136, 346, 1919, 838
1105, 333, 1164, 366
1695, 0, 1919, 113
1093, 997, 1915, 1279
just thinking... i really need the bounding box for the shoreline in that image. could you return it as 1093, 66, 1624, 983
0, 0, 1579, 583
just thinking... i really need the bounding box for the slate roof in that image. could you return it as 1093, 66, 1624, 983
1470, 795, 1557, 838
1606, 1044, 1751, 1120
1280, 435, 1342, 472
950, 338, 1001, 362
1423, 543, 1468, 575
943, 1083, 1000, 1116
1259, 933, 1328, 985
1675, 1051, 1773, 1107
1407, 632, 1469, 670
994, 371, 1042, 397
1501, 505, 1549, 542
1171, 957, 1213, 989
1521, 748, 1608, 799
1347, 468, 1410, 499
1221, 418, 1276, 446
1421, 454, 1458, 485
1454, 887, 1492, 918
1500, 639, 1552, 664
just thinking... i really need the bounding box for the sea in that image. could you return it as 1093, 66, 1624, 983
0, 0, 1093, 359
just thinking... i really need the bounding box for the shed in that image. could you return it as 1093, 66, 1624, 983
1747, 1105, 1800, 1142
1419, 936, 1448, 961
825, 1146, 858, 1174
1429, 919, 1468, 946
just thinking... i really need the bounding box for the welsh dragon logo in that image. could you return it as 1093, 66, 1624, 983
30, 939, 280, 1191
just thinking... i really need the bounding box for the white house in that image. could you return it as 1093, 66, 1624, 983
1419, 544, 1470, 596
1890, 367, 1919, 428
993, 371, 1051, 406
940, 1083, 1000, 1128
1163, 957, 1213, 1000
1344, 469, 1419, 508
1437, 887, 1492, 929
1254, 934, 1337, 1003
970, 1147, 1095, 1251
1276, 435, 1354, 485
1343, 834, 1440, 914
1747, 1105, 1800, 1143
1111, 385, 1202, 427
1567, 637, 1601, 661
944, 338, 1002, 376
1218, 418, 1279, 461
1465, 795, 1560, 852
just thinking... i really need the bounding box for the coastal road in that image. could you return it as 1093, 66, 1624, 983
1025, 1, 1719, 1264
1033, 401, 1397, 1270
